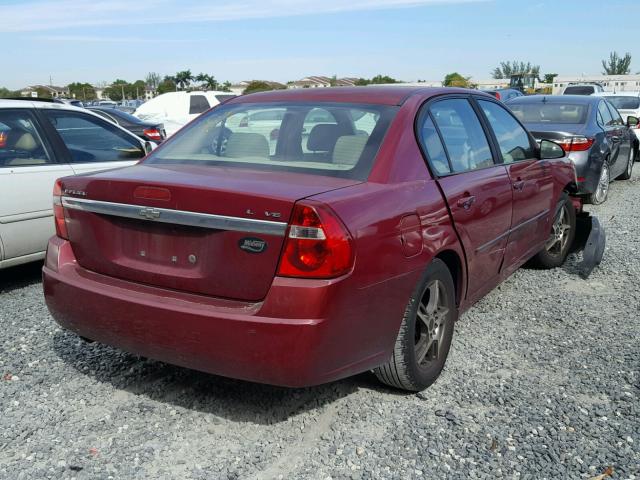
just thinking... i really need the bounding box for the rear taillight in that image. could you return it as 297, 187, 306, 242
494, 92, 501, 101
53, 179, 69, 240
0, 131, 7, 148
277, 202, 354, 279
555, 136, 594, 152
143, 128, 162, 141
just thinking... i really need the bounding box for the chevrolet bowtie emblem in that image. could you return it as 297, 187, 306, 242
139, 207, 161, 219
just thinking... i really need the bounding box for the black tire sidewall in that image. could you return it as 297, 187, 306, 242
402, 259, 457, 390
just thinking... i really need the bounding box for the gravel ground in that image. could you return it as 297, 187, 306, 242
1, 170, 639, 480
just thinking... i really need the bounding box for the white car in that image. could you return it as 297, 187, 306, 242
134, 91, 236, 137
593, 91, 640, 142
0, 99, 150, 269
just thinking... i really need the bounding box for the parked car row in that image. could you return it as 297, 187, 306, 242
0, 99, 149, 269
39, 87, 605, 393
505, 94, 637, 204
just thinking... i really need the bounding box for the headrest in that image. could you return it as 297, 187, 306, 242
307, 124, 341, 152
332, 135, 368, 165
14, 132, 38, 151
224, 132, 269, 158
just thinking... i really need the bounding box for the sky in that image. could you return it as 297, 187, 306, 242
1, 0, 638, 89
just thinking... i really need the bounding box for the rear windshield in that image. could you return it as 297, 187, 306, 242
145, 102, 398, 180
605, 96, 640, 110
508, 102, 589, 124
563, 86, 594, 95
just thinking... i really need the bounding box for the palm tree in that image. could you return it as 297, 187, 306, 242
175, 70, 193, 91
196, 73, 218, 91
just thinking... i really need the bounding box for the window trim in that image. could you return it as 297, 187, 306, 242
0, 108, 58, 168
414, 94, 502, 178
473, 96, 538, 166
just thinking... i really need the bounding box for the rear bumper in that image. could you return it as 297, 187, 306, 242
43, 237, 406, 387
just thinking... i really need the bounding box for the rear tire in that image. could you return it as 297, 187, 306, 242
374, 259, 457, 392
618, 147, 635, 180
530, 195, 576, 269
588, 161, 610, 205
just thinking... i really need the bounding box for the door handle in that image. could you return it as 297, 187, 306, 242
457, 195, 476, 210
513, 180, 525, 191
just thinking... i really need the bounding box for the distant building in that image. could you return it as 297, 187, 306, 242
288, 76, 333, 88
473, 78, 510, 90
20, 85, 69, 98
552, 74, 640, 94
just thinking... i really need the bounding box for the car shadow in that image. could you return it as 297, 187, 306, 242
51, 330, 394, 425
0, 261, 43, 293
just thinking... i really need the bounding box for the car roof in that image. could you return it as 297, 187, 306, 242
227, 86, 484, 106
0, 98, 90, 110
506, 94, 600, 105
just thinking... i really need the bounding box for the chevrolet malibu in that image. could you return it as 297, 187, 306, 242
44, 87, 595, 391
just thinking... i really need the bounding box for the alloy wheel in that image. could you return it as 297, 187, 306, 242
545, 204, 571, 257
414, 280, 449, 367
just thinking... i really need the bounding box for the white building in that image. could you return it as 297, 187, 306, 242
552, 75, 640, 95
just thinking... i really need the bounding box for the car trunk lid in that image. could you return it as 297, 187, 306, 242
60, 164, 360, 301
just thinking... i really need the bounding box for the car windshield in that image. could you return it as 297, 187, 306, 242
508, 102, 589, 124
145, 102, 397, 180
605, 96, 640, 110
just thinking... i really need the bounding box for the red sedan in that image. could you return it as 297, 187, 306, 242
43, 87, 596, 391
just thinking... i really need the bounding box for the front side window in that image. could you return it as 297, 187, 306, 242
43, 110, 145, 163
0, 110, 51, 167
478, 100, 534, 163
145, 102, 397, 180
189, 95, 210, 114
429, 99, 494, 173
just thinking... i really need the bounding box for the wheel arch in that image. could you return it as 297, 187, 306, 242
434, 249, 464, 308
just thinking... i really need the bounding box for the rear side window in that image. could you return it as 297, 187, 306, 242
189, 95, 210, 114
43, 110, 145, 163
418, 115, 451, 175
215, 94, 236, 103
429, 99, 494, 173
597, 102, 614, 127
0, 110, 51, 168
478, 100, 534, 163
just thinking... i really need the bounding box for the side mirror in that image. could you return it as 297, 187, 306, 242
627, 115, 638, 127
539, 139, 565, 160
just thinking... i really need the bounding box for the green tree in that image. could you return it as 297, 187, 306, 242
443, 72, 471, 87
602, 51, 631, 75
220, 81, 232, 92
542, 73, 558, 84
145, 72, 161, 89
369, 75, 398, 84
196, 73, 218, 90
67, 82, 96, 101
0, 87, 19, 97
157, 78, 177, 95
242, 81, 285, 95
175, 70, 193, 90
492, 61, 540, 79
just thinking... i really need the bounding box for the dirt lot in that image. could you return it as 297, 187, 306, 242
1, 171, 639, 480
